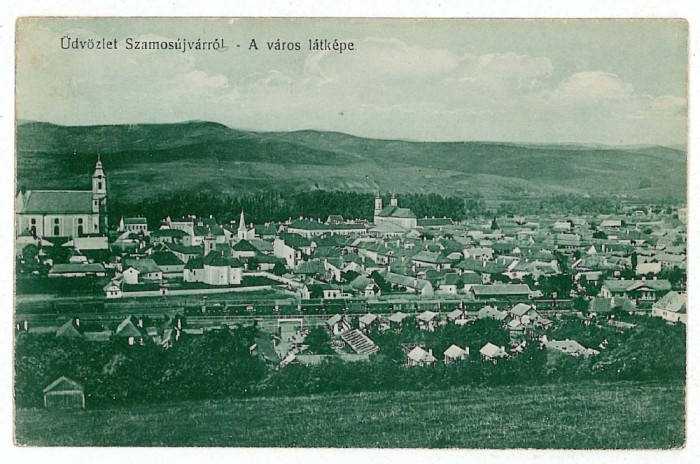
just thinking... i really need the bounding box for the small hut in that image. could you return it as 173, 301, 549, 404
43, 376, 85, 409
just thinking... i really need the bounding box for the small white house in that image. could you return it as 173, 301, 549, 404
443, 344, 469, 365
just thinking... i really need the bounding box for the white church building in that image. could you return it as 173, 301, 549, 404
16, 156, 108, 238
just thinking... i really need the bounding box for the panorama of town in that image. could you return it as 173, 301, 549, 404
15, 157, 687, 410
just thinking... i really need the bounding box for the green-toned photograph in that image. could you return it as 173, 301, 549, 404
14, 17, 687, 448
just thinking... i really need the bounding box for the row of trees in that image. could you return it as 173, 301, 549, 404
111, 190, 490, 230
496, 194, 623, 217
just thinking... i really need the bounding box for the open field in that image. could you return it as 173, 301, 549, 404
15, 381, 684, 448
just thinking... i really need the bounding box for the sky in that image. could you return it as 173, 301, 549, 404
16, 18, 688, 145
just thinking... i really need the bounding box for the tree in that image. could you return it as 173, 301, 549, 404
538, 274, 573, 298
20, 244, 39, 262
272, 261, 287, 276
491, 217, 499, 230
371, 271, 392, 293
631, 251, 638, 271
305, 327, 332, 354
309, 285, 324, 300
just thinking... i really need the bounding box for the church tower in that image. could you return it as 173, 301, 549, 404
92, 155, 108, 233
374, 194, 383, 216
237, 210, 247, 240
204, 229, 217, 255
390, 193, 398, 207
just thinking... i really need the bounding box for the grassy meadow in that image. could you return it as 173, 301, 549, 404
15, 381, 684, 448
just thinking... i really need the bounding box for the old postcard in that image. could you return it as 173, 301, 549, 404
12, 16, 688, 452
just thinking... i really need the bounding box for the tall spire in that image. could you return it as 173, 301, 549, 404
237, 210, 247, 240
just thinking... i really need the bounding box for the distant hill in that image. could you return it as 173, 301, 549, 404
16, 121, 687, 203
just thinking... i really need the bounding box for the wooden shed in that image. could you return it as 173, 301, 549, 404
43, 376, 85, 410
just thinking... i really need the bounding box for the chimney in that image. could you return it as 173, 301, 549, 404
75, 318, 80, 327
428, 348, 433, 356
23, 320, 28, 331
138, 318, 144, 328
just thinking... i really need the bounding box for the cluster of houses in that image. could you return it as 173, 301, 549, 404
54, 314, 182, 348
16, 159, 686, 323
21, 203, 686, 307
270, 299, 605, 371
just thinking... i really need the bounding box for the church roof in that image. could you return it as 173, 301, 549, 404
19, 190, 94, 214
377, 205, 417, 219
232, 239, 258, 252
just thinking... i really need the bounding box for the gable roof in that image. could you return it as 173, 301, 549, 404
349, 275, 374, 291
417, 310, 438, 322
43, 376, 84, 394
369, 221, 409, 234
653, 291, 686, 313
184, 257, 204, 270
19, 190, 94, 214
295, 260, 326, 275
56, 319, 84, 338
382, 272, 432, 291
124, 217, 148, 225
418, 218, 454, 227
151, 228, 189, 238
326, 314, 347, 326
280, 233, 312, 249
480, 342, 507, 358
388, 312, 408, 323
510, 303, 534, 317
123, 258, 162, 274
446, 308, 465, 320
441, 273, 463, 287
603, 279, 672, 293
49, 263, 106, 275
444, 344, 467, 358
115, 316, 144, 338
232, 239, 258, 252
471, 284, 531, 296
411, 250, 451, 265
407, 346, 436, 363
150, 251, 184, 266
377, 205, 417, 219
359, 313, 379, 325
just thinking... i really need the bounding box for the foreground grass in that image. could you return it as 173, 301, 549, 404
15, 381, 684, 448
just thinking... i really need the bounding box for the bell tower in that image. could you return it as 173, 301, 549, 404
92, 154, 107, 200
92, 154, 108, 233
374, 194, 383, 217
237, 210, 247, 240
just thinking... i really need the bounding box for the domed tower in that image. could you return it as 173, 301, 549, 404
390, 193, 398, 207
92, 154, 108, 233
374, 193, 383, 217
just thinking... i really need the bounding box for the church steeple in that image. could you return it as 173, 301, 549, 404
237, 210, 246, 239
390, 193, 398, 207
91, 154, 108, 234
374, 193, 383, 217
92, 154, 107, 200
